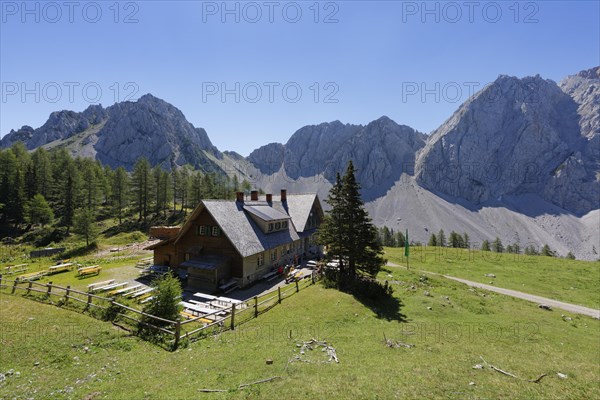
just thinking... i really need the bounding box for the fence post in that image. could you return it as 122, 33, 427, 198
230, 303, 236, 330
26, 281, 33, 295
296, 280, 299, 292
46, 281, 53, 297
278, 287, 281, 303
85, 293, 93, 311
254, 296, 258, 317
11, 280, 18, 294
0, 274, 3, 288
311, 271, 315, 284
65, 285, 70, 305
174, 321, 181, 349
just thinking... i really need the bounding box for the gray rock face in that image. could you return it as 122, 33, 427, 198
94, 94, 220, 170
1, 94, 222, 172
560, 67, 600, 139
415, 73, 599, 215
248, 117, 426, 200
1, 105, 107, 150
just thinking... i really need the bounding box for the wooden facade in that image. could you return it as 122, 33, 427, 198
149, 191, 323, 292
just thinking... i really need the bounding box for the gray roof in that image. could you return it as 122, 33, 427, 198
202, 201, 300, 258
273, 194, 322, 232
243, 204, 290, 222
170, 193, 321, 258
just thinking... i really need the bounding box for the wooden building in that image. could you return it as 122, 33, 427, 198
147, 190, 323, 293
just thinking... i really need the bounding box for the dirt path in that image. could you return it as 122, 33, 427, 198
386, 262, 600, 319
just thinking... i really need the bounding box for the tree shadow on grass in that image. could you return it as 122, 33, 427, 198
322, 272, 408, 322
352, 291, 408, 322
61, 243, 98, 259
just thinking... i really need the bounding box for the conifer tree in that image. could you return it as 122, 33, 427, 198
318, 161, 385, 279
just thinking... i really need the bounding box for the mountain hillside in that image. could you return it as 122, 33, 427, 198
249, 117, 426, 200
414, 73, 599, 215
2, 67, 598, 259
0, 94, 223, 172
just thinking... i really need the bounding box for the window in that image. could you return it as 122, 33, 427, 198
257, 253, 264, 267
275, 222, 281, 230
271, 249, 277, 261
268, 223, 273, 232
197, 225, 208, 236
211, 226, 220, 236
282, 220, 288, 228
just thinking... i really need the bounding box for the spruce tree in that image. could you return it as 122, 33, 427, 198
492, 237, 504, 253
318, 161, 385, 279
437, 229, 446, 247
463, 232, 470, 248
428, 233, 437, 246
395, 230, 405, 248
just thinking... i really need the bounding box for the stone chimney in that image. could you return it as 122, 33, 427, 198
266, 193, 272, 203
236, 192, 244, 202
251, 190, 259, 201
280, 189, 287, 202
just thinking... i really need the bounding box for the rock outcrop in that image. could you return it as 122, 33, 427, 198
415, 73, 599, 215
0, 94, 222, 172
249, 117, 426, 200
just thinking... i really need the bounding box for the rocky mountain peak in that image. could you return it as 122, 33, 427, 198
1, 94, 222, 172
416, 71, 598, 214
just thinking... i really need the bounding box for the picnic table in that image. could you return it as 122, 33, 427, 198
48, 263, 74, 275
111, 284, 142, 296
16, 270, 47, 282
87, 279, 115, 292
78, 265, 101, 277
181, 301, 227, 318
192, 292, 218, 301
93, 282, 127, 292
129, 287, 155, 299
4, 264, 28, 275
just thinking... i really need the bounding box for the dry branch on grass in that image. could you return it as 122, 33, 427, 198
289, 339, 340, 365
383, 332, 414, 348
198, 376, 281, 393
478, 356, 548, 383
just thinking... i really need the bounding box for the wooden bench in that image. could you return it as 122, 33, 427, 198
87, 279, 115, 292
94, 282, 127, 292
129, 287, 155, 299
16, 270, 47, 282
180, 311, 197, 319
48, 263, 74, 275
78, 265, 101, 277
139, 296, 154, 304
218, 280, 239, 294
262, 271, 277, 281
5, 267, 28, 275
111, 284, 142, 296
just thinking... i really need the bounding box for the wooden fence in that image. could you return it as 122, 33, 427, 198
0, 272, 319, 349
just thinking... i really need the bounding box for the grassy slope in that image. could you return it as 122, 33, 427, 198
385, 247, 600, 309
1, 266, 598, 399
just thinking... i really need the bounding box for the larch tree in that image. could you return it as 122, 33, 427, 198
26, 194, 54, 227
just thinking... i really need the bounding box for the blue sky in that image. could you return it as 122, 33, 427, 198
1, 0, 598, 155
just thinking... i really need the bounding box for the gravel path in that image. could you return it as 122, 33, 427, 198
387, 262, 600, 319
443, 275, 600, 319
